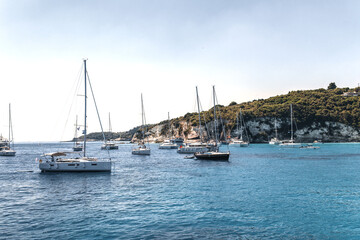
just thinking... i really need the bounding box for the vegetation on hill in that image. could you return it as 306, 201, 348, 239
74, 85, 360, 142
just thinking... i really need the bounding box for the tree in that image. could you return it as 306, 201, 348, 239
229, 101, 237, 106
327, 82, 337, 90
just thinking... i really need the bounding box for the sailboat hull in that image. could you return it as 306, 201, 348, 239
0, 150, 16, 156
194, 152, 230, 161
39, 161, 112, 172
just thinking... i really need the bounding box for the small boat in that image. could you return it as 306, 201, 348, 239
230, 109, 249, 147
269, 119, 282, 145
194, 151, 230, 161
279, 104, 301, 148
39, 59, 112, 172
184, 155, 195, 159
0, 104, 16, 156
101, 142, 119, 150
177, 142, 209, 154
300, 144, 320, 149
194, 86, 230, 161
101, 113, 118, 150
132, 144, 151, 155
159, 112, 178, 149
72, 115, 83, 152
132, 94, 151, 155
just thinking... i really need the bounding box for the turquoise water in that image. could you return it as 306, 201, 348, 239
1, 142, 360, 239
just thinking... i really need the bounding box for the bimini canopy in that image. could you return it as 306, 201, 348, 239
44, 152, 67, 157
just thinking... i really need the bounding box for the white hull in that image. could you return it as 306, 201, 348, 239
159, 143, 178, 149
132, 149, 151, 155
39, 161, 111, 172
230, 141, 249, 147
279, 143, 302, 148
177, 146, 209, 154
0, 150, 16, 156
269, 141, 281, 145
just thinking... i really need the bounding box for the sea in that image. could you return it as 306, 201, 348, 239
1, 142, 360, 239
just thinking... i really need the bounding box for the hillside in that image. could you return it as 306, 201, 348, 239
75, 86, 360, 143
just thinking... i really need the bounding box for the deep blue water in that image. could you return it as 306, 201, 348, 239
1, 142, 360, 239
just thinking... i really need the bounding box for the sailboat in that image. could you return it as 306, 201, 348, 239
269, 119, 282, 145
230, 109, 249, 147
279, 104, 301, 148
132, 93, 151, 155
0, 104, 16, 156
72, 115, 83, 151
101, 113, 119, 150
159, 112, 178, 149
38, 59, 112, 172
177, 86, 209, 154
194, 86, 230, 161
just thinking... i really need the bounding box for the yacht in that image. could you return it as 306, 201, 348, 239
194, 86, 230, 161
269, 119, 282, 145
101, 113, 118, 150
132, 94, 151, 155
0, 104, 16, 156
279, 104, 301, 148
159, 112, 178, 149
38, 59, 112, 172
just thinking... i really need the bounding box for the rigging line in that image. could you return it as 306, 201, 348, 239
86, 71, 107, 141
60, 65, 84, 142
199, 99, 211, 141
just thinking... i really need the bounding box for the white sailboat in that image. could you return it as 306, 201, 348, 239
177, 86, 209, 154
132, 93, 151, 155
269, 119, 282, 145
230, 109, 249, 147
159, 112, 178, 149
101, 113, 119, 150
194, 86, 230, 161
279, 104, 301, 148
0, 104, 16, 156
39, 59, 112, 172
72, 115, 83, 151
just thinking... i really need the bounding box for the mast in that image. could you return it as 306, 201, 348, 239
167, 112, 170, 139
83, 59, 87, 157
239, 109, 243, 141
196, 86, 203, 142
274, 119, 278, 139
141, 93, 145, 143
109, 112, 112, 133
9, 103, 13, 149
290, 104, 293, 141
213, 86, 218, 144
74, 115, 78, 145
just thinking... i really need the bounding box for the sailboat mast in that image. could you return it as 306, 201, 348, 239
275, 119, 278, 139
213, 86, 218, 143
8, 103, 10, 146
290, 104, 293, 141
167, 112, 170, 139
83, 59, 87, 157
239, 109, 243, 141
109, 112, 112, 133
196, 86, 203, 142
141, 93, 145, 141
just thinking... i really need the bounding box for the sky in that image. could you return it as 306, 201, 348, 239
1, 0, 360, 142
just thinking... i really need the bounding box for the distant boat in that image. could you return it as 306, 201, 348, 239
230, 108, 249, 147
101, 113, 119, 150
0, 104, 16, 156
39, 59, 112, 172
194, 86, 230, 161
72, 115, 83, 152
177, 86, 209, 154
132, 94, 151, 155
279, 104, 301, 148
159, 112, 178, 149
269, 119, 282, 145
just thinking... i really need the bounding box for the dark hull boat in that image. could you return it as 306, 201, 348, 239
194, 151, 230, 161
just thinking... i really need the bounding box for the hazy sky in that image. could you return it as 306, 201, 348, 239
1, 0, 360, 141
